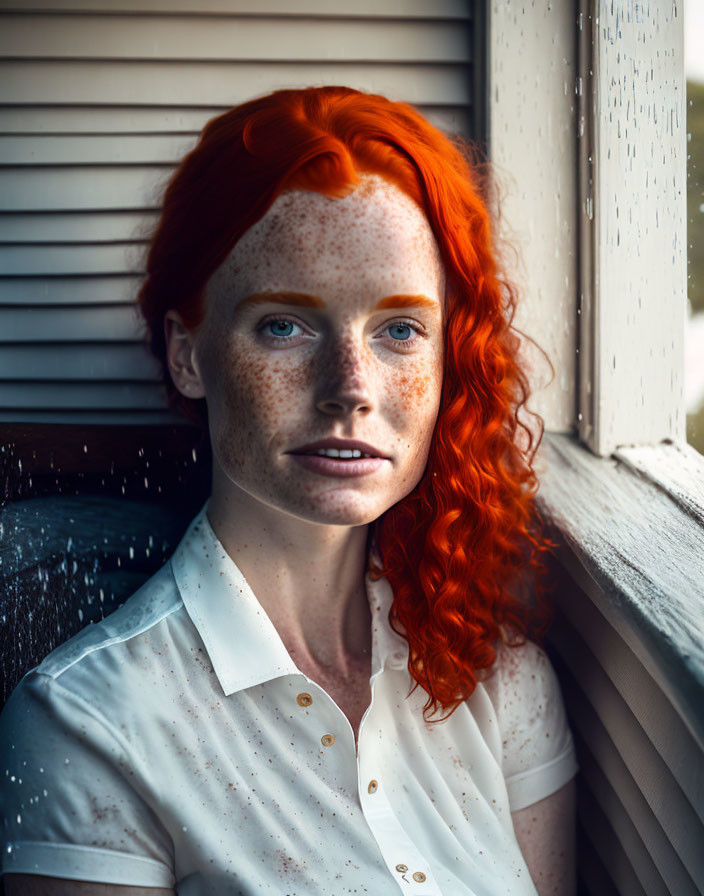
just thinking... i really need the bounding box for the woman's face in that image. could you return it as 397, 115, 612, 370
191, 173, 446, 527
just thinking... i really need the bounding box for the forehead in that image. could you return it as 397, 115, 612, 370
205, 174, 445, 306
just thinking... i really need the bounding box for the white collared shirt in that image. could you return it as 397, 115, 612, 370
0, 505, 577, 895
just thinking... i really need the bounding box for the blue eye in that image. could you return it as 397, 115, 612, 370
387, 323, 414, 341
266, 319, 299, 338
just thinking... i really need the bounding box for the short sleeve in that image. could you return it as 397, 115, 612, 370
0, 670, 175, 887
483, 639, 579, 812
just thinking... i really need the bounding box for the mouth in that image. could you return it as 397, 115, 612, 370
287, 438, 388, 460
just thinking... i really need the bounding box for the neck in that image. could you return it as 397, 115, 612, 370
206, 481, 373, 673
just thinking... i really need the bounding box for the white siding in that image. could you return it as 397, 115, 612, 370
0, 1, 477, 423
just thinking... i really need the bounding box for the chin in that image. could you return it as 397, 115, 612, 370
290, 495, 389, 528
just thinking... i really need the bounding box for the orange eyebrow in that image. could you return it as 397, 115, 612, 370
239, 291, 437, 310
374, 294, 438, 310
238, 291, 325, 308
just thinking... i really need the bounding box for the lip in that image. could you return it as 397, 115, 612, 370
287, 437, 388, 459
288, 454, 387, 477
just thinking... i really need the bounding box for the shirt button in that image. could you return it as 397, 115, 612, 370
321, 734, 335, 747
412, 871, 427, 883
395, 864, 408, 873
367, 779, 378, 794
296, 692, 313, 707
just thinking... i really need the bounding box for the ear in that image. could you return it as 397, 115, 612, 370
164, 310, 207, 399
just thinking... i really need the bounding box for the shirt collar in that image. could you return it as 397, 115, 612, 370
366, 550, 409, 676
171, 503, 408, 697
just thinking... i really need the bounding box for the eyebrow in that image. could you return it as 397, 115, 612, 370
239, 292, 325, 308
375, 294, 438, 310
238, 291, 438, 310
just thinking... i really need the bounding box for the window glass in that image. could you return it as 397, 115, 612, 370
685, 0, 704, 455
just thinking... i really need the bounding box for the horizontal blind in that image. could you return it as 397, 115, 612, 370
0, 0, 477, 424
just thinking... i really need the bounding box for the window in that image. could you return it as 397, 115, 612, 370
685, 0, 704, 455
487, 2, 704, 891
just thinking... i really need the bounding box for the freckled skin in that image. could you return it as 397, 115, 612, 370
196, 174, 446, 529
167, 174, 446, 738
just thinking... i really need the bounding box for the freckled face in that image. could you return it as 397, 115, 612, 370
194, 174, 446, 527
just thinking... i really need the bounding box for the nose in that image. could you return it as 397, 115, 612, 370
314, 335, 374, 417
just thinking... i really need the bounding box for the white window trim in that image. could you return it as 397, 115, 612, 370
577, 1, 687, 454
487, 0, 579, 436
488, 0, 690, 454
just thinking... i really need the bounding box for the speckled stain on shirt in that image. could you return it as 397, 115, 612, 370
0, 504, 578, 894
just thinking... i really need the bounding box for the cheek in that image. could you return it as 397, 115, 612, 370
398, 372, 431, 403
206, 339, 309, 437
386, 356, 443, 433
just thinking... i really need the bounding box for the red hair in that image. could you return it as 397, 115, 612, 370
138, 86, 556, 720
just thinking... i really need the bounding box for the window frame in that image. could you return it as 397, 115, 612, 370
489, 0, 692, 457
487, 7, 704, 888
487, 0, 704, 754
487, 0, 703, 506
576, 0, 688, 456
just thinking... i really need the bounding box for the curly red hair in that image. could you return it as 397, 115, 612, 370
137, 86, 556, 721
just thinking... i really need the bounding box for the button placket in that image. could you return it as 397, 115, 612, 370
392, 861, 431, 891
293, 681, 346, 754
357, 774, 437, 893
355, 691, 440, 895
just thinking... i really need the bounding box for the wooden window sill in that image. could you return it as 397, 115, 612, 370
535, 431, 704, 746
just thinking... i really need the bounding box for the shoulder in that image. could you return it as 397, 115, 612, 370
3, 559, 187, 726
481, 636, 553, 707
0, 559, 191, 825
43, 559, 181, 671
480, 637, 579, 810
481, 638, 573, 774
482, 638, 555, 711
0, 560, 188, 885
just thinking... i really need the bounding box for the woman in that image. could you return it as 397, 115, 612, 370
0, 87, 578, 895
